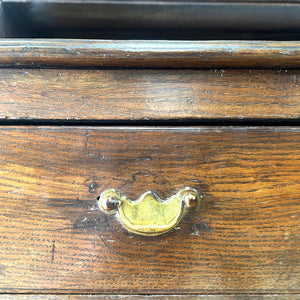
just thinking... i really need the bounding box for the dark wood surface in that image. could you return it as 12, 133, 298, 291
0, 4, 4, 38
39, 0, 300, 2
0, 68, 299, 121
0, 295, 299, 300
0, 127, 299, 293
0, 40, 299, 68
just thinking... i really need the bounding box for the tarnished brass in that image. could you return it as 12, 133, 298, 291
98, 187, 202, 236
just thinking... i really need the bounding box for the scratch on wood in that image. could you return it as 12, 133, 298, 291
85, 129, 90, 148
86, 129, 94, 156
51, 241, 55, 262
0, 264, 6, 276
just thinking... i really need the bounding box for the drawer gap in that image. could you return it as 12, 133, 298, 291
0, 118, 300, 127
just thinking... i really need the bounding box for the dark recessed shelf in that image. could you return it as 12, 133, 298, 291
1, 0, 300, 40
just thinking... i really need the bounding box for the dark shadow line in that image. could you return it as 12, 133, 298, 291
0, 118, 299, 127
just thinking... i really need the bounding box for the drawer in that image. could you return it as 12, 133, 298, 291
0, 68, 300, 122
0, 126, 299, 293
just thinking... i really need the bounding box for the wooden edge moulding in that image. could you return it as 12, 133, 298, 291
0, 40, 299, 68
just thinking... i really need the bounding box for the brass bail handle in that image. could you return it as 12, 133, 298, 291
98, 187, 202, 236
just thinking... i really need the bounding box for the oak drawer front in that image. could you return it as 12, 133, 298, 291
0, 126, 299, 294
1, 68, 300, 121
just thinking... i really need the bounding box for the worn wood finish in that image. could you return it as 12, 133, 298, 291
0, 127, 299, 293
4, 0, 300, 3
0, 40, 299, 68
0, 68, 299, 121
0, 296, 299, 300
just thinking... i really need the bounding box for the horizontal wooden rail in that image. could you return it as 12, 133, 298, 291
0, 40, 299, 68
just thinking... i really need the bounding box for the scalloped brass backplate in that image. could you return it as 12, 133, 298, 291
98, 187, 202, 236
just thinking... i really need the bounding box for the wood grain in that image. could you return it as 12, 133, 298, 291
0, 295, 299, 300
4, 0, 300, 3
0, 127, 299, 293
0, 68, 299, 121
0, 40, 299, 68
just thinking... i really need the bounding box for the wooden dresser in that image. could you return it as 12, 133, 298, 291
0, 1, 299, 299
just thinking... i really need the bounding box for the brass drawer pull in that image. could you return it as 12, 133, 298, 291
98, 187, 202, 236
